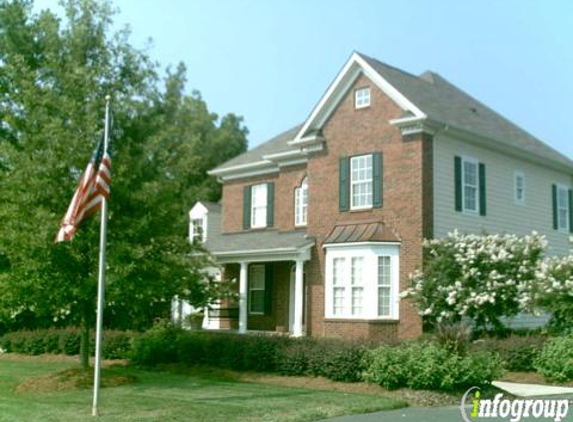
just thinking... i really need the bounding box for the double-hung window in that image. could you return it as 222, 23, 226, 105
351, 257, 364, 316
350, 154, 373, 209
248, 264, 265, 315
514, 172, 525, 205
251, 183, 268, 228
332, 258, 345, 316
462, 158, 478, 212
557, 185, 570, 231
190, 218, 204, 243
294, 177, 308, 226
377, 256, 392, 317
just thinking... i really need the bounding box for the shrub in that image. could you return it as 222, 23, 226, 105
535, 336, 573, 383
471, 335, 547, 372
0, 328, 135, 359
363, 341, 504, 391
526, 256, 573, 335
403, 231, 546, 334
320, 343, 368, 382
130, 320, 181, 365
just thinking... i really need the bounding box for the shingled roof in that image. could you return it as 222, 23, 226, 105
211, 53, 572, 174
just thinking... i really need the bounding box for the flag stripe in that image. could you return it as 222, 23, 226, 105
55, 134, 112, 243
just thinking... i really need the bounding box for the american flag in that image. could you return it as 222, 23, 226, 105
55, 134, 111, 242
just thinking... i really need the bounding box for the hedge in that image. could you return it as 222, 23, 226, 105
130, 322, 368, 383
362, 341, 504, 391
0, 328, 135, 359
130, 322, 503, 389
470, 334, 547, 372
535, 336, 573, 383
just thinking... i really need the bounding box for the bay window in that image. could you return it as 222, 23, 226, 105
325, 244, 399, 320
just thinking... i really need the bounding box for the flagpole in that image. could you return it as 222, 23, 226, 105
92, 95, 111, 417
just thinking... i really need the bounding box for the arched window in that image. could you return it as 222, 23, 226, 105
294, 177, 308, 226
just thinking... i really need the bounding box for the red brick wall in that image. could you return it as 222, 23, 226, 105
217, 73, 430, 343
305, 73, 425, 342
221, 165, 307, 233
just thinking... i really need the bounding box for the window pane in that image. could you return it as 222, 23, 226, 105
463, 161, 477, 186
378, 286, 391, 317
558, 188, 568, 207
464, 186, 477, 211
352, 287, 363, 315
351, 257, 363, 285
333, 287, 345, 315
559, 209, 568, 229
333, 258, 345, 286
250, 290, 265, 313
249, 265, 265, 314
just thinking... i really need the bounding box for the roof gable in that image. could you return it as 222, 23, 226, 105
291, 52, 425, 144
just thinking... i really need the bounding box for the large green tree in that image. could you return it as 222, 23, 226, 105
0, 0, 247, 367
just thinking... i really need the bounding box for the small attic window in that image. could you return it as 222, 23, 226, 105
355, 87, 371, 109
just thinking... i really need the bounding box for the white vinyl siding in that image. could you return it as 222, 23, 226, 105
251, 183, 267, 228
248, 264, 265, 315
350, 154, 373, 209
434, 132, 573, 256
355, 87, 371, 109
325, 245, 399, 320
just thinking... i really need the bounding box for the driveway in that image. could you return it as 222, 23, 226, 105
319, 405, 573, 422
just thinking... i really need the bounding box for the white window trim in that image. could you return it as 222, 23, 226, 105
461, 156, 479, 215
251, 183, 268, 229
248, 264, 265, 315
294, 177, 308, 226
350, 154, 373, 211
514, 171, 525, 206
325, 244, 400, 320
556, 183, 570, 232
355, 87, 371, 109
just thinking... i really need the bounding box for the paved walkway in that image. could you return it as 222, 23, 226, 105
493, 381, 573, 397
319, 406, 507, 422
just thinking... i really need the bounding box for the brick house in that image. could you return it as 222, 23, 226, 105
184, 52, 573, 342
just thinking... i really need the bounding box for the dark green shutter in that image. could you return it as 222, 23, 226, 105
266, 182, 274, 227
454, 156, 462, 212
373, 152, 383, 208
339, 157, 350, 211
479, 163, 486, 216
264, 263, 273, 315
243, 186, 251, 230
569, 189, 573, 233
552, 184, 558, 230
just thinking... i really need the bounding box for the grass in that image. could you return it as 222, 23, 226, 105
0, 355, 406, 422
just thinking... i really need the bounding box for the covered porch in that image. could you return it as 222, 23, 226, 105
205, 229, 314, 337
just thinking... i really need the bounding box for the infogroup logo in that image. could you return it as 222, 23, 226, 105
460, 387, 570, 422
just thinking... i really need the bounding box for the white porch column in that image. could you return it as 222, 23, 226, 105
238, 262, 248, 334
292, 259, 304, 337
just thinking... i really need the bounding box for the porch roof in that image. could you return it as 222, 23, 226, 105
204, 228, 315, 262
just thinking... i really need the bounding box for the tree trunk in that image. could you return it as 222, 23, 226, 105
79, 311, 90, 369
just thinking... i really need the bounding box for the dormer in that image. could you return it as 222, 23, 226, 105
189, 201, 221, 244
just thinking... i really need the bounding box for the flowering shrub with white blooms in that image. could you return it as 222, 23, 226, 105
525, 255, 573, 334
402, 231, 547, 334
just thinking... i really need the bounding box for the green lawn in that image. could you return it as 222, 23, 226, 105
0, 356, 406, 422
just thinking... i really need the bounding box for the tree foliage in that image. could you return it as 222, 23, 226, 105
0, 0, 247, 343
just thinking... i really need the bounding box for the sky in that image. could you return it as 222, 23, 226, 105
33, 0, 573, 158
